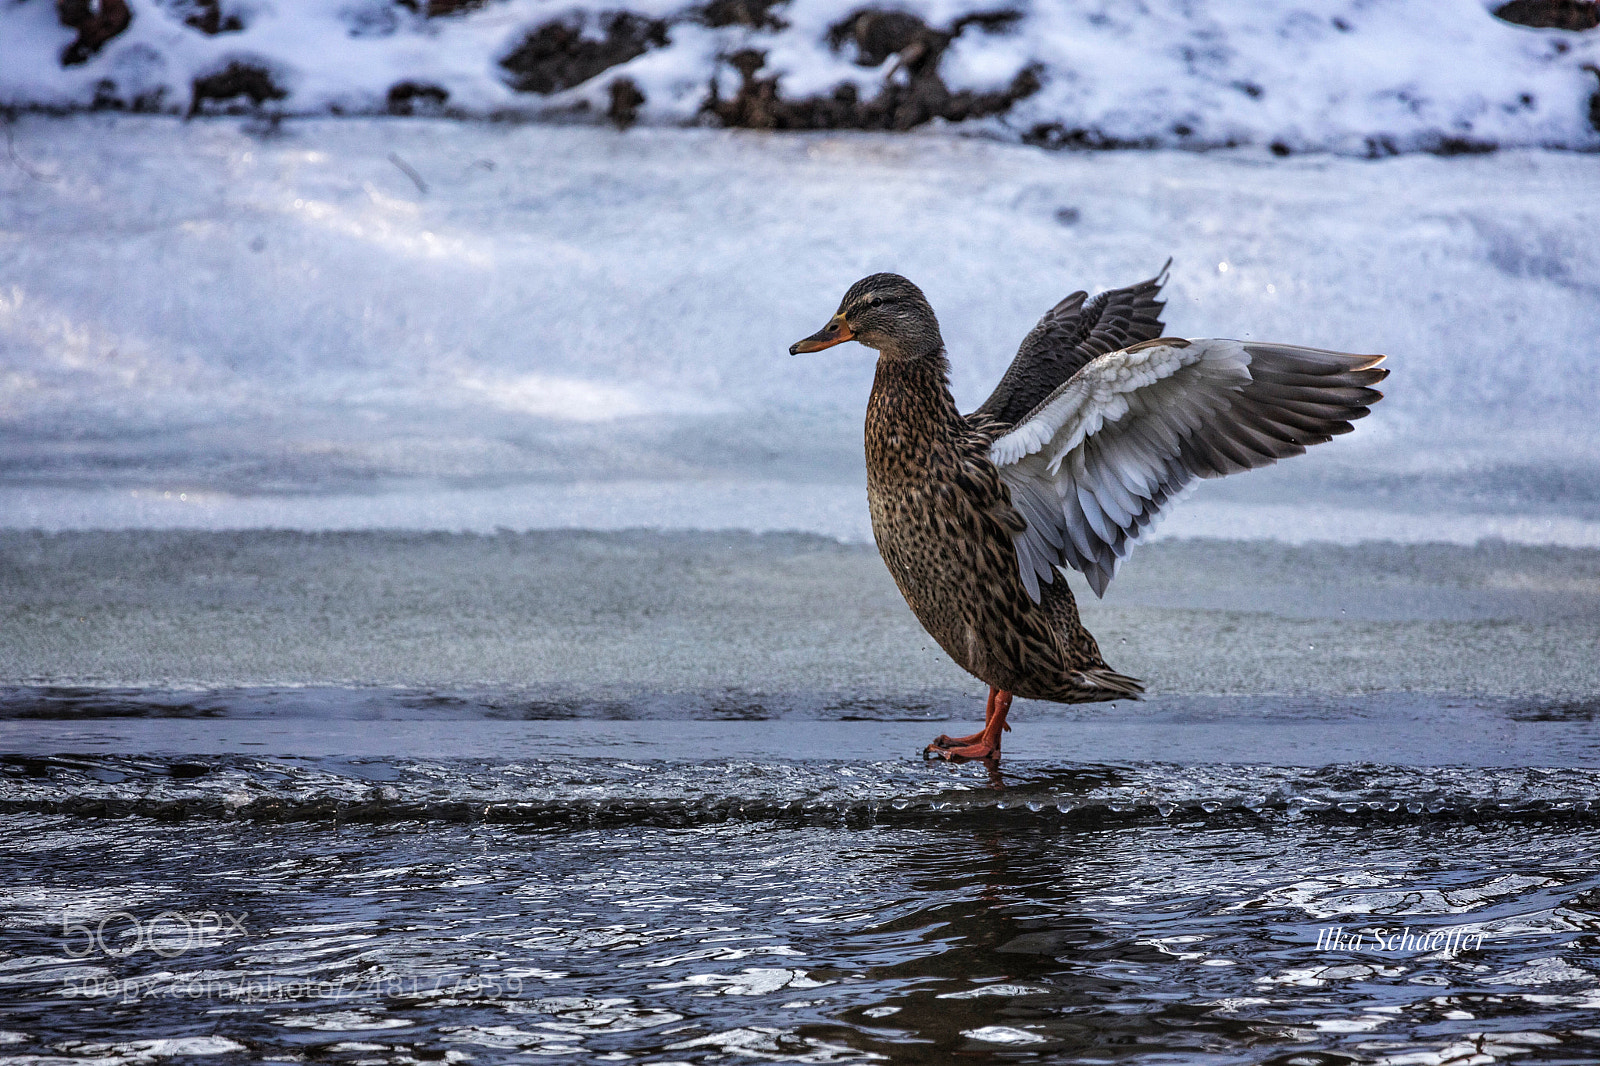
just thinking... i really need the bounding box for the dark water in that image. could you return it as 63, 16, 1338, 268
3, 690, 1600, 1064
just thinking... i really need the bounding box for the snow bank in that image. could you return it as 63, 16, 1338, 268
1, 0, 1597, 153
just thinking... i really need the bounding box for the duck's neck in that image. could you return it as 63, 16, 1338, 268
865, 349, 963, 483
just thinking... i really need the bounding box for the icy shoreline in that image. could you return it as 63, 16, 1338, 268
4, 530, 1597, 698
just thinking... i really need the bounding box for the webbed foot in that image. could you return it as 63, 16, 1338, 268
922, 688, 1012, 764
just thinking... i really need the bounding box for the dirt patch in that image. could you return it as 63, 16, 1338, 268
500, 13, 670, 95
166, 0, 245, 35
1022, 124, 1158, 150
1492, 0, 1599, 30
827, 8, 1019, 65
695, 0, 788, 30
414, 0, 492, 14
607, 76, 647, 127
188, 61, 288, 117
1587, 65, 1600, 132
1429, 136, 1499, 155
829, 8, 931, 65
85, 78, 166, 112
395, 0, 492, 15
704, 7, 1036, 131
387, 81, 450, 116
56, 0, 133, 66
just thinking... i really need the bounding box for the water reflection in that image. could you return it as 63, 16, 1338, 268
0, 761, 1598, 1063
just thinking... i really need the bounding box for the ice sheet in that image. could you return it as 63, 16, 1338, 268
2, 117, 1598, 543
4, 530, 1597, 698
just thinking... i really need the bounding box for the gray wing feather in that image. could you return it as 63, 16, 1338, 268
970, 261, 1171, 432
991, 340, 1388, 598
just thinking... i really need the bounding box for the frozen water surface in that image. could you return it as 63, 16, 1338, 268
1, 117, 1599, 544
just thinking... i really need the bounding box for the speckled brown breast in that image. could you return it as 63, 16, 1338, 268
863, 355, 1114, 702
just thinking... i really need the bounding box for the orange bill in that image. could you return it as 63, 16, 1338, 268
789, 313, 854, 354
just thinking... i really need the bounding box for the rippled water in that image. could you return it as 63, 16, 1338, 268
3, 745, 1599, 1064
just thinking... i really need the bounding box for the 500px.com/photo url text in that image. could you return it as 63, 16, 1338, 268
64, 973, 528, 1004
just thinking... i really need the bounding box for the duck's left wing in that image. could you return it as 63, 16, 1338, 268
990, 339, 1387, 600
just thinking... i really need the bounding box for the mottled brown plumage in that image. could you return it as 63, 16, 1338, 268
862, 348, 1138, 706
790, 266, 1386, 761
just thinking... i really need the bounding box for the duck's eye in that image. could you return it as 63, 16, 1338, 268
866, 295, 881, 307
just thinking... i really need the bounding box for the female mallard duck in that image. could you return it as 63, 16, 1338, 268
790, 265, 1386, 762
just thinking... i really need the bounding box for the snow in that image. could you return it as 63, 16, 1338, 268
1, 0, 1597, 153
1, 116, 1598, 547
1003, 0, 1600, 153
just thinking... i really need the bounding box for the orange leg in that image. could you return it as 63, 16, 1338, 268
925, 688, 1012, 762
930, 687, 997, 748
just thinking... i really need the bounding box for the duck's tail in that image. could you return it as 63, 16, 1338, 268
1075, 667, 1145, 700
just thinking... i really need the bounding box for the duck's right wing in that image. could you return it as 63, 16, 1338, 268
990, 338, 1387, 600
969, 261, 1170, 433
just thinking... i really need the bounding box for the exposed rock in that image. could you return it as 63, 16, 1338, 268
422, 0, 491, 14
387, 81, 449, 115
706, 49, 855, 129
188, 61, 287, 116
828, 8, 930, 65
164, 0, 244, 35
1361, 134, 1402, 158
607, 76, 646, 127
1429, 136, 1498, 155
695, 0, 787, 30
396, 0, 492, 15
706, 8, 1036, 131
829, 8, 1020, 67
1492, 0, 1599, 30
500, 13, 670, 95
89, 77, 166, 112
56, 0, 132, 66
1022, 124, 1156, 150
1586, 64, 1600, 132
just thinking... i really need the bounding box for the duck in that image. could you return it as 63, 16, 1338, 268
789, 264, 1386, 762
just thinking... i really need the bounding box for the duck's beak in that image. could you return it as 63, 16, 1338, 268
789, 313, 854, 354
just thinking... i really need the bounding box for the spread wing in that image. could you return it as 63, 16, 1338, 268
990, 339, 1388, 599
969, 261, 1171, 433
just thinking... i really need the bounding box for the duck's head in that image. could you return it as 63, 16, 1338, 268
789, 273, 943, 359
